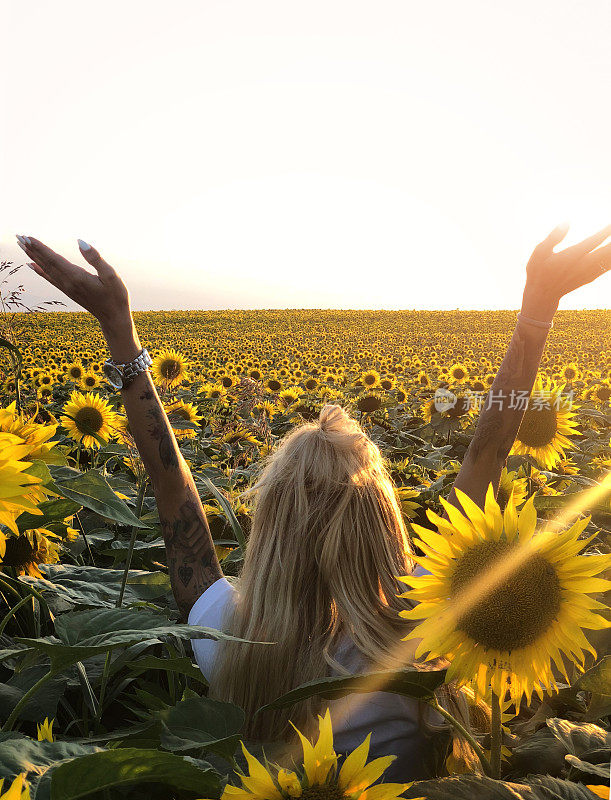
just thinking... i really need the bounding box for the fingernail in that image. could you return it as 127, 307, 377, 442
23, 236, 32, 245
78, 239, 92, 251
16, 235, 26, 244
16, 241, 26, 251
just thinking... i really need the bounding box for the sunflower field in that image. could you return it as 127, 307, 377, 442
0, 306, 610, 800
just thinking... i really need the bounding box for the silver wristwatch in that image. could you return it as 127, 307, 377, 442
103, 348, 152, 390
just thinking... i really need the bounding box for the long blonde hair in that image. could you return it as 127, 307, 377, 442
211, 404, 424, 740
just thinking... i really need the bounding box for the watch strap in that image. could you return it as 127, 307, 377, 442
107, 348, 152, 388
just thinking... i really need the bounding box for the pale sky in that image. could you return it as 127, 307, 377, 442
1, 0, 610, 311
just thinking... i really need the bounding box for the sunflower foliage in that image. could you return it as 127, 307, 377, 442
0, 309, 609, 799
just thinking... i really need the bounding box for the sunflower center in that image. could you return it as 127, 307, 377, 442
450, 540, 561, 652
516, 406, 558, 448
595, 386, 611, 402
160, 358, 181, 380
299, 787, 346, 800
357, 395, 381, 412
74, 407, 104, 434
2, 535, 36, 567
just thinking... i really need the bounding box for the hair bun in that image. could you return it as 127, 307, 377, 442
318, 404, 353, 433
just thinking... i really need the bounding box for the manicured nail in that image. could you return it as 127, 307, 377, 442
78, 239, 92, 251
16, 235, 26, 244
16, 241, 26, 251
23, 236, 32, 245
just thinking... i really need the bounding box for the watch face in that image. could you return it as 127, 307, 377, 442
103, 362, 124, 389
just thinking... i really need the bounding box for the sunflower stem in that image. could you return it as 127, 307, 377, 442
490, 690, 502, 779
116, 473, 148, 608
430, 696, 492, 777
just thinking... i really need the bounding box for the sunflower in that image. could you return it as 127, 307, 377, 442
0, 426, 59, 536
79, 371, 100, 390
220, 374, 238, 389
220, 424, 259, 446
559, 362, 581, 383
582, 382, 611, 405
200, 382, 228, 400
0, 402, 64, 465
379, 376, 395, 391
278, 388, 302, 408
151, 348, 190, 387
37, 717, 54, 742
357, 393, 382, 413
495, 467, 527, 511
421, 391, 474, 423
0, 774, 30, 800
399, 486, 611, 705
65, 361, 85, 382
395, 486, 421, 521
220, 708, 414, 800
360, 369, 381, 389
61, 391, 118, 449
448, 362, 469, 384
2, 528, 62, 578
164, 399, 202, 439
266, 378, 283, 393
511, 378, 580, 469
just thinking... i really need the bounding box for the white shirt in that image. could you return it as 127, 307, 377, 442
188, 564, 436, 781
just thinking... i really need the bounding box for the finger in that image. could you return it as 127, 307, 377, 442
561, 223, 611, 259
579, 241, 611, 272
27, 261, 63, 291
18, 236, 85, 280
78, 239, 118, 281
537, 222, 570, 253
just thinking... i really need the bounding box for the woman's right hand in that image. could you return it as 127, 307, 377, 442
521, 223, 611, 322
16, 235, 131, 330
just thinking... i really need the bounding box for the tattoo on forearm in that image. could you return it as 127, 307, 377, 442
160, 491, 223, 621
139, 389, 180, 470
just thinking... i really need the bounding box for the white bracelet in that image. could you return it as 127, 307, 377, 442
517, 312, 553, 330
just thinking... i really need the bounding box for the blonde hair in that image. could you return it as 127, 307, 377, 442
211, 404, 421, 740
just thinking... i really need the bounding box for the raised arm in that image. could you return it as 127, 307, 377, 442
16, 236, 222, 620
448, 222, 611, 510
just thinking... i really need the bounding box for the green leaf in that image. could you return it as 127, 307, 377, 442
49, 747, 220, 800
22, 460, 53, 485
572, 656, 611, 721
534, 492, 611, 513
256, 668, 446, 714
53, 470, 150, 528
16, 498, 82, 533
20, 564, 171, 609
525, 775, 606, 799
0, 733, 101, 791
126, 655, 208, 685
0, 666, 68, 724
158, 695, 244, 760
15, 607, 250, 674
404, 775, 598, 799
565, 753, 609, 779
546, 717, 611, 756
